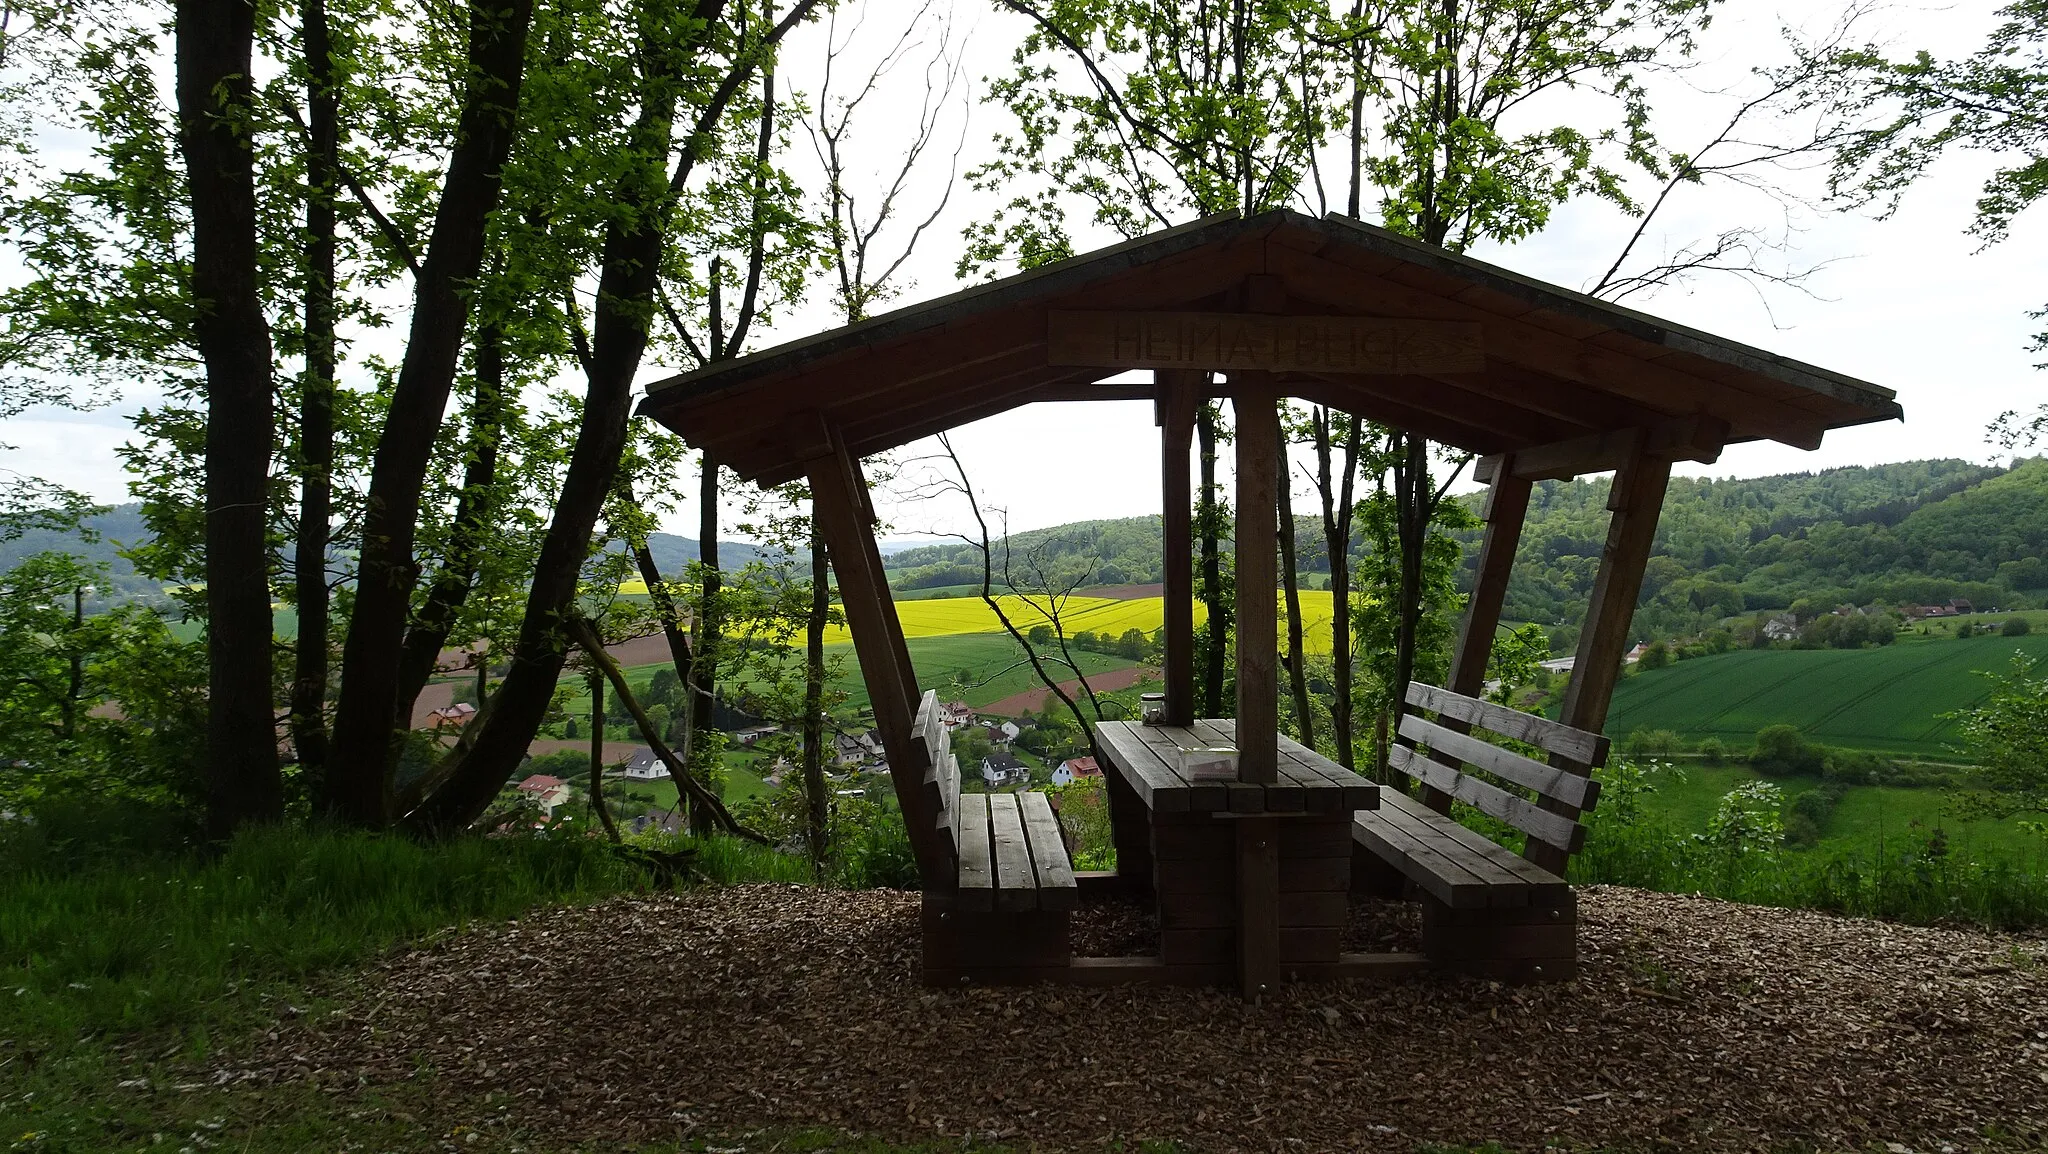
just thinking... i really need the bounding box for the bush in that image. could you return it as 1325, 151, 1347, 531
2004, 616, 2032, 637
1697, 736, 1728, 765
1622, 728, 1683, 761
1752, 724, 1825, 776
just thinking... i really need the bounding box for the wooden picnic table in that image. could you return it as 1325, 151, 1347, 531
1094, 719, 1377, 996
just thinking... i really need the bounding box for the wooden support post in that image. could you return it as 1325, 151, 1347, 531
1236, 815, 1280, 1000
1447, 455, 1533, 696
1529, 446, 1671, 874
805, 425, 941, 881
1422, 455, 1534, 814
1158, 370, 1200, 727
1233, 380, 1279, 783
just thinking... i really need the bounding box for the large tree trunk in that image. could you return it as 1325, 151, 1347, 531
291, 0, 339, 790
1315, 408, 1361, 770
176, 0, 283, 837
1196, 403, 1228, 717
327, 0, 535, 827
802, 528, 829, 877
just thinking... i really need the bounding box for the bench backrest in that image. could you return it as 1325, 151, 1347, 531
1392, 682, 1610, 862
913, 690, 964, 874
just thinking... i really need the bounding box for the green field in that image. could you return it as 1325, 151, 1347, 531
1630, 763, 2040, 858
1604, 630, 2048, 758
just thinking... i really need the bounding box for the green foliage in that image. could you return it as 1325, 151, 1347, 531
2005, 616, 2033, 637
1948, 653, 2048, 817
1638, 639, 1671, 670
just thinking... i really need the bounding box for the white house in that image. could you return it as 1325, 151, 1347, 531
619, 749, 666, 781
980, 753, 1030, 789
515, 774, 572, 816
941, 701, 976, 730
1763, 614, 1799, 642
732, 724, 780, 746
1050, 755, 1102, 787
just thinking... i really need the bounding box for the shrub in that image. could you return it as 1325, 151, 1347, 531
1697, 736, 1728, 765
1622, 728, 1683, 761
1752, 724, 1825, 776
2004, 616, 2032, 637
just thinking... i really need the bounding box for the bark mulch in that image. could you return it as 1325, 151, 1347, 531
226, 885, 2048, 1152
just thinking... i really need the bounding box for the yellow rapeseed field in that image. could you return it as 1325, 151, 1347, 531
618, 583, 1343, 651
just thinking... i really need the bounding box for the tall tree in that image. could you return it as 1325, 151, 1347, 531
175, 0, 284, 834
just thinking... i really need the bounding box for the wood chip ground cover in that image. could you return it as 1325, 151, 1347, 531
226, 886, 2048, 1152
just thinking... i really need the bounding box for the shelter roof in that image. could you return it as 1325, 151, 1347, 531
637, 211, 1902, 485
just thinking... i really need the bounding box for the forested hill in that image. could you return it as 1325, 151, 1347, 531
882, 458, 2048, 637
2, 503, 774, 601
1496, 457, 2041, 641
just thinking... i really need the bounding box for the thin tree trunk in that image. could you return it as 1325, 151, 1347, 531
292, 0, 338, 793
63, 585, 82, 740
1197, 404, 1228, 717
391, 316, 507, 718
1314, 409, 1361, 770
1277, 420, 1313, 746
689, 452, 721, 833
176, 0, 283, 836
1392, 432, 1429, 736
802, 528, 829, 878
328, 0, 535, 828
589, 671, 620, 842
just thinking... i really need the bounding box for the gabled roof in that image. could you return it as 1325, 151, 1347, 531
638, 211, 1901, 486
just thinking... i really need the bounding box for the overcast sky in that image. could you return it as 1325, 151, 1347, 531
1, 0, 2036, 543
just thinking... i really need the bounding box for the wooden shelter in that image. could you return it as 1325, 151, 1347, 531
637, 209, 1901, 989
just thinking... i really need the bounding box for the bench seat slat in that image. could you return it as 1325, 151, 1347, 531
987, 792, 1038, 912
1353, 808, 1495, 909
1398, 714, 1601, 812
1389, 744, 1585, 855
1375, 790, 1564, 904
1018, 791, 1078, 910
955, 793, 994, 912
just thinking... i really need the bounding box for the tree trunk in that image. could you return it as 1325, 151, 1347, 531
328, 0, 535, 827
175, 0, 283, 837
802, 527, 829, 878
1391, 432, 1430, 748
1314, 409, 1361, 770
1277, 420, 1313, 747
292, 0, 339, 792
689, 452, 722, 833
1196, 403, 1228, 717
391, 315, 507, 719
589, 671, 619, 842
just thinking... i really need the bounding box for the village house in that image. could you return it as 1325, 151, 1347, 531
731, 724, 780, 746
619, 748, 665, 781
1050, 756, 1102, 787
979, 753, 1030, 789
832, 732, 867, 770
940, 701, 976, 730
427, 701, 477, 729
1763, 614, 1800, 642
515, 774, 571, 816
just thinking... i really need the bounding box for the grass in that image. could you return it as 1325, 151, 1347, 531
1604, 630, 2048, 758
0, 819, 825, 1152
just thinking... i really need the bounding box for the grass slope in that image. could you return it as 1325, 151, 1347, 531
1604, 630, 2048, 757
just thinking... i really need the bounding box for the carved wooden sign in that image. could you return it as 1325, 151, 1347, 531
1046, 310, 1484, 374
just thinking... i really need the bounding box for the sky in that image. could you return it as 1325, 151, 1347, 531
0, 0, 2037, 544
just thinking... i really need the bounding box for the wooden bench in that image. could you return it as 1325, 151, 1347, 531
912, 690, 1077, 984
1352, 682, 1609, 982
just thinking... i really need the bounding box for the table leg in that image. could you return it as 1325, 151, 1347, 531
1103, 751, 1153, 891
1236, 815, 1280, 1000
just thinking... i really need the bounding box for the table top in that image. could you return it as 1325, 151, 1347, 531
1094, 719, 1377, 815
